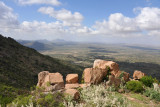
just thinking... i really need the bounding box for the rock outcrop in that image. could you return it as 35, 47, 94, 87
36, 59, 149, 101
83, 68, 107, 84
106, 75, 121, 87
66, 74, 78, 84
115, 71, 130, 82
49, 72, 64, 85
93, 59, 119, 75
64, 89, 80, 100
37, 71, 64, 91
65, 84, 80, 89
37, 71, 49, 87
133, 70, 146, 80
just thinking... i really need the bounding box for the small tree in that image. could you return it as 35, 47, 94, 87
140, 76, 154, 87
126, 81, 143, 93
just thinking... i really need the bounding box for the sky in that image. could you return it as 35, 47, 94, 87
0, 0, 160, 45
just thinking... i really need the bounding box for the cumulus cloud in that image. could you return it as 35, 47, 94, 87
93, 13, 139, 36
1, 0, 160, 43
92, 7, 160, 37
136, 7, 160, 30
38, 7, 83, 27
18, 0, 61, 6
0, 1, 19, 28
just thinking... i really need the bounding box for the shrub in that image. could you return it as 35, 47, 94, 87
118, 71, 124, 79
64, 84, 129, 107
10, 91, 65, 107
140, 76, 154, 87
10, 95, 33, 107
81, 73, 84, 83
144, 88, 160, 101
103, 66, 111, 81
0, 84, 19, 106
126, 81, 143, 93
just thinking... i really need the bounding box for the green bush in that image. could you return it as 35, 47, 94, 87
103, 66, 111, 81
0, 84, 19, 106
10, 92, 65, 107
11, 95, 33, 107
144, 88, 160, 101
140, 76, 154, 87
126, 81, 143, 93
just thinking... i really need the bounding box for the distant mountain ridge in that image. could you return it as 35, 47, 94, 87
0, 34, 83, 89
17, 39, 77, 51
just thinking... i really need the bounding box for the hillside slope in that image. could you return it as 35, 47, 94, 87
0, 34, 83, 89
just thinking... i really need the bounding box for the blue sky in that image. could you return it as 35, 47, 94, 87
0, 0, 160, 45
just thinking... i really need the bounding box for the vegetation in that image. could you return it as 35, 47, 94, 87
9, 86, 65, 107
0, 35, 83, 88
39, 41, 160, 81
144, 88, 160, 102
1, 35, 160, 106
0, 84, 18, 106
6, 82, 160, 107
140, 76, 157, 87
64, 84, 129, 107
0, 35, 83, 105
126, 81, 144, 93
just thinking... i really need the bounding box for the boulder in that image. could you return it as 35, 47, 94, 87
115, 71, 130, 82
49, 72, 64, 85
79, 84, 91, 88
153, 83, 160, 91
66, 74, 78, 84
37, 71, 49, 87
64, 89, 80, 100
37, 71, 64, 91
133, 70, 146, 80
44, 83, 64, 92
106, 75, 121, 87
83, 68, 106, 84
93, 59, 119, 75
65, 84, 80, 89
118, 89, 124, 93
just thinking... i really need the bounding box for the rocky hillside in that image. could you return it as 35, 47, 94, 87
8, 59, 160, 107
0, 34, 83, 89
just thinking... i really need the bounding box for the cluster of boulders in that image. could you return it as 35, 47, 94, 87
37, 59, 146, 100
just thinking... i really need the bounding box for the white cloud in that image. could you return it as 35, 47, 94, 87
136, 7, 160, 30
18, 0, 61, 6
92, 7, 160, 38
0, 1, 19, 28
0, 0, 160, 44
92, 13, 140, 37
38, 7, 83, 27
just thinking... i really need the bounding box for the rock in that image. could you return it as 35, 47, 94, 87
153, 83, 160, 91
124, 89, 130, 93
79, 84, 91, 88
115, 71, 130, 82
106, 75, 121, 87
64, 89, 80, 100
93, 59, 119, 75
83, 68, 106, 84
49, 72, 64, 85
133, 70, 146, 80
43, 89, 65, 95
118, 89, 124, 93
37, 71, 49, 87
65, 84, 80, 89
66, 74, 78, 84
44, 83, 65, 92
129, 78, 133, 81
37, 71, 64, 91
